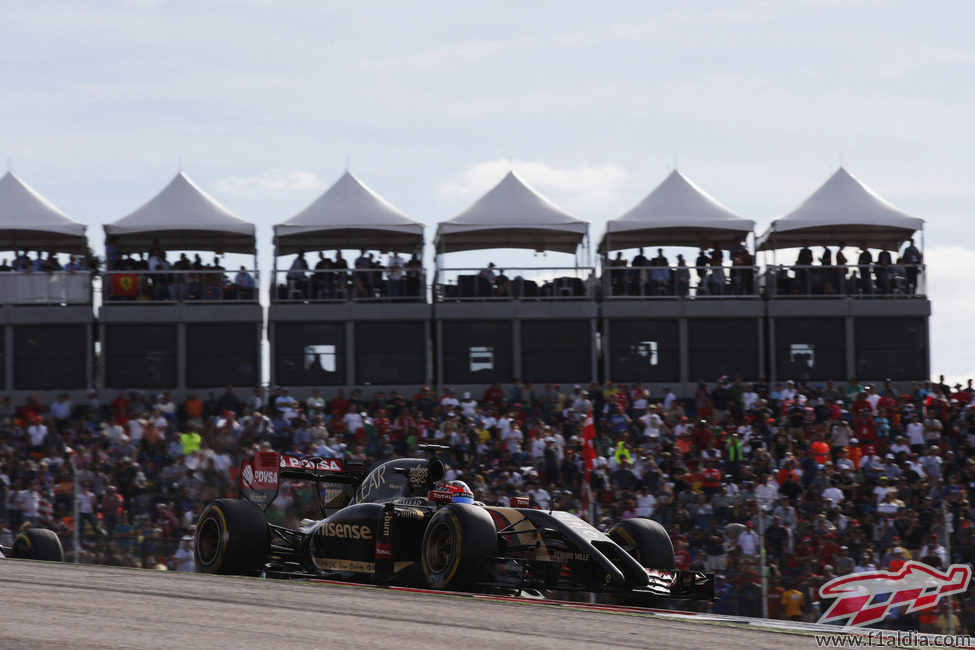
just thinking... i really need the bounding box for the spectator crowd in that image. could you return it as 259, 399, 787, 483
2, 373, 974, 633
602, 238, 923, 298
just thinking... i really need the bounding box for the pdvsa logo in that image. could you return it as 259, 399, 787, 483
280, 456, 343, 472
254, 470, 277, 485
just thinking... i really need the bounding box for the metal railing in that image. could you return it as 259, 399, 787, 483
103, 269, 260, 303
0, 270, 93, 305
93, 264, 929, 305
271, 267, 426, 302
601, 264, 760, 299
434, 266, 594, 301
765, 264, 926, 298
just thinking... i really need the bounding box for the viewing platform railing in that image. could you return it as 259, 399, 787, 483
271, 267, 426, 303
434, 266, 594, 301
0, 270, 93, 305
601, 264, 760, 299
765, 263, 926, 298
102, 269, 260, 304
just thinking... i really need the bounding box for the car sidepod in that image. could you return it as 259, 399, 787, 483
309, 503, 384, 574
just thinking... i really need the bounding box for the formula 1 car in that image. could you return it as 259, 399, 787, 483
0, 526, 64, 562
194, 445, 713, 603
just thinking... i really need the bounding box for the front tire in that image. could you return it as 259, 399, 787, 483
607, 518, 675, 569
194, 499, 269, 576
12, 527, 64, 562
607, 518, 676, 607
420, 504, 497, 591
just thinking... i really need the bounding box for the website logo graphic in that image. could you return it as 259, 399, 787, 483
818, 561, 972, 627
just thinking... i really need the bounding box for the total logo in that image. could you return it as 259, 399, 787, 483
320, 522, 374, 540
429, 490, 453, 504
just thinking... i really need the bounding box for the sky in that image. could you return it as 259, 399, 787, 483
1, 0, 974, 383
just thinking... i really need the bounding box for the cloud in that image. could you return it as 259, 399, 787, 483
438, 159, 629, 212
357, 10, 768, 72
361, 39, 514, 71
214, 169, 326, 195
877, 47, 975, 78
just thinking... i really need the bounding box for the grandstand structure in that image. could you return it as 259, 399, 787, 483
0, 168, 929, 401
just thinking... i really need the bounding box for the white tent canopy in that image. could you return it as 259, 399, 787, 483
0, 172, 88, 253
757, 167, 924, 251
600, 169, 753, 252
104, 172, 256, 254
434, 171, 588, 254
273, 171, 423, 255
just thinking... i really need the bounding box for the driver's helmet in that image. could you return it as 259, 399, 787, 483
442, 480, 474, 504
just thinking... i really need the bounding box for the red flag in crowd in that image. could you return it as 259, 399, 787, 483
110, 273, 138, 297
582, 409, 595, 482
580, 480, 591, 523
38, 491, 55, 528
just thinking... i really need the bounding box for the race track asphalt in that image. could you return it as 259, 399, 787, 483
0, 560, 818, 649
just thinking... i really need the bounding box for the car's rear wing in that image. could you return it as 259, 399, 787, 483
239, 451, 367, 512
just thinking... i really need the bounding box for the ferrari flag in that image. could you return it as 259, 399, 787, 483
110, 273, 138, 297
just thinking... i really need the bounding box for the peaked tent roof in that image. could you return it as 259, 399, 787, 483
600, 169, 753, 252
434, 171, 588, 254
273, 171, 423, 255
0, 172, 88, 253
757, 167, 924, 250
104, 172, 255, 253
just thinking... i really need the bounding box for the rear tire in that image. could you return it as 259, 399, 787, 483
194, 499, 269, 576
608, 518, 675, 569
420, 504, 497, 591
12, 528, 64, 562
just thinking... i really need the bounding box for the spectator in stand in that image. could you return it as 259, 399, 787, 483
234, 266, 255, 299
901, 238, 923, 295
305, 388, 325, 420
919, 534, 947, 568
481, 382, 504, 410
172, 535, 196, 572
183, 393, 204, 428
387, 250, 406, 297
796, 242, 814, 294
809, 431, 831, 466
472, 261, 496, 289
49, 393, 72, 434
215, 385, 242, 417
459, 392, 478, 419
329, 389, 351, 420
738, 522, 760, 557
764, 515, 789, 567
662, 385, 677, 410
876, 245, 892, 294
287, 250, 309, 298
857, 245, 872, 295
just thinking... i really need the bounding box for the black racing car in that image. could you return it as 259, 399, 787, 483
0, 526, 64, 562
195, 445, 713, 603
